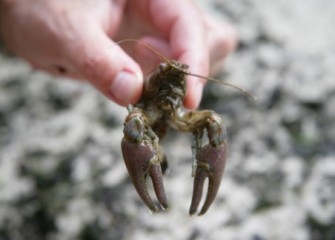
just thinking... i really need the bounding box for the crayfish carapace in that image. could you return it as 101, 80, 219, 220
119, 40, 254, 215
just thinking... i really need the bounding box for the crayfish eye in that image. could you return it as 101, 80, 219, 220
180, 63, 189, 71
159, 62, 170, 72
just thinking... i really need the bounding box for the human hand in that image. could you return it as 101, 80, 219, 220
0, 0, 237, 108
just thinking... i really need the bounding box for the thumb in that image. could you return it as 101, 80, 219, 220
71, 26, 143, 106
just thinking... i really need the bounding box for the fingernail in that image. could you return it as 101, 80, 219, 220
110, 70, 142, 105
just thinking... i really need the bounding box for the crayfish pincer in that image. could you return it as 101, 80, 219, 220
119, 40, 254, 216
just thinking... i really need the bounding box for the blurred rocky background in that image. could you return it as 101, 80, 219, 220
0, 0, 334, 239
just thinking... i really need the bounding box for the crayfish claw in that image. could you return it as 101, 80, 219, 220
149, 164, 169, 209
121, 138, 168, 212
132, 170, 160, 212
131, 162, 168, 212
189, 143, 227, 216
199, 173, 222, 216
189, 167, 207, 215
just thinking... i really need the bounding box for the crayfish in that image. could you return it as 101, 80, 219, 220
119, 40, 254, 215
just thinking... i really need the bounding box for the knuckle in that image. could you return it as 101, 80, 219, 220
78, 52, 116, 86
80, 53, 105, 76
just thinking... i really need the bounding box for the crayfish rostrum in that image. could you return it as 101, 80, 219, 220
120, 40, 253, 216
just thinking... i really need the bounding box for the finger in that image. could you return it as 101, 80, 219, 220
153, 0, 209, 109
205, 16, 238, 75
129, 0, 209, 109
170, 13, 209, 110
183, 18, 238, 108
68, 23, 143, 106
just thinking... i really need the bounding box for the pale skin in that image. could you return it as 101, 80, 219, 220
0, 0, 237, 109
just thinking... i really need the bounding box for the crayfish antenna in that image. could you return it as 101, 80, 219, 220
186, 72, 256, 101
117, 39, 256, 101
116, 39, 172, 65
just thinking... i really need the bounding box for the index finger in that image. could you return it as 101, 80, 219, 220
138, 0, 209, 109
